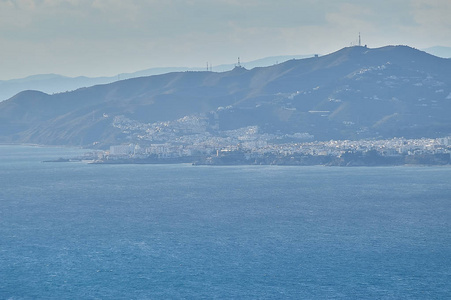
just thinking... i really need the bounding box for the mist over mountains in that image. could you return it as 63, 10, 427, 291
0, 45, 450, 148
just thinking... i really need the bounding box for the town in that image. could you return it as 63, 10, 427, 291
84, 113, 451, 166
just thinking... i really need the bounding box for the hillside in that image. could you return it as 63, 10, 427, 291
0, 45, 450, 148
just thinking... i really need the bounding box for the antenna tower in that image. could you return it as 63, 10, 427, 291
359, 32, 361, 47
237, 57, 241, 67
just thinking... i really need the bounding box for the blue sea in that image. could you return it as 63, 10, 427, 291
0, 145, 450, 299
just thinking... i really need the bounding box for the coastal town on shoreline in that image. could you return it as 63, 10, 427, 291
79, 127, 451, 166
66, 114, 448, 166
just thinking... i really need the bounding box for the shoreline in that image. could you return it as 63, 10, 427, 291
2, 143, 450, 167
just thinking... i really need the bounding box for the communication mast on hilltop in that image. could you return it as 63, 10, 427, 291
237, 57, 241, 68
359, 32, 361, 47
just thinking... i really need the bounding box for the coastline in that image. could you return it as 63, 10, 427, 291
2, 143, 449, 167
92, 153, 451, 167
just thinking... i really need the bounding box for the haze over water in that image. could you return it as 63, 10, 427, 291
1, 145, 450, 299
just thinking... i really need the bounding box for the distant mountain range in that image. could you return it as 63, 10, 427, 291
0, 55, 311, 102
0, 45, 450, 148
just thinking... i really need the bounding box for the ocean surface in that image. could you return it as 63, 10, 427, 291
0, 145, 450, 299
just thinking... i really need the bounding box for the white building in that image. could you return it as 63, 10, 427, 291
109, 144, 135, 156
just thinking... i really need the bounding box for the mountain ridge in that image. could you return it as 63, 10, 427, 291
0, 54, 311, 102
2, 45, 448, 102
1, 45, 450, 148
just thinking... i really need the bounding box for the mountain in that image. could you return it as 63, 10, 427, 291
0, 55, 310, 102
0, 74, 116, 102
0, 45, 450, 148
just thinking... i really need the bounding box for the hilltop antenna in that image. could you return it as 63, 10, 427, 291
359, 32, 361, 47
237, 57, 241, 68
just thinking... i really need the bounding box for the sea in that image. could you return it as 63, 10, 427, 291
0, 145, 450, 299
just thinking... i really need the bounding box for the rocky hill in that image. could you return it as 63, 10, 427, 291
0, 45, 450, 148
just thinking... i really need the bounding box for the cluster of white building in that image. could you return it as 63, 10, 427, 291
105, 111, 451, 161
105, 135, 451, 160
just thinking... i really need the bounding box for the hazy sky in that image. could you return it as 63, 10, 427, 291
1, 0, 450, 80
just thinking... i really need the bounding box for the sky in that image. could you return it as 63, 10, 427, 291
1, 0, 450, 80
